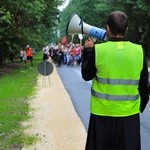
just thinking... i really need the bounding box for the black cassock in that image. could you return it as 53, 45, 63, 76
85, 114, 140, 150
81, 38, 150, 150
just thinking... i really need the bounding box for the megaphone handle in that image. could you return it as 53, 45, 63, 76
71, 35, 74, 43
80, 39, 82, 47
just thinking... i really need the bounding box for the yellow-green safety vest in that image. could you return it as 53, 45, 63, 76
91, 41, 143, 117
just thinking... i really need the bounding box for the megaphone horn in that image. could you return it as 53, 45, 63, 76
66, 13, 106, 41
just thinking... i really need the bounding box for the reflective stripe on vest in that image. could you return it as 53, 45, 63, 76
95, 76, 139, 85
91, 88, 140, 101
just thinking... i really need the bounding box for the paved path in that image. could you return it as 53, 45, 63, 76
22, 62, 86, 150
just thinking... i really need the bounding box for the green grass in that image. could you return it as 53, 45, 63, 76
0, 52, 43, 150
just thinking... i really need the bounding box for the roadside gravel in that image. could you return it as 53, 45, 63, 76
22, 62, 86, 150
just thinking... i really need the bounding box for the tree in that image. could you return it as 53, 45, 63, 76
0, 0, 64, 65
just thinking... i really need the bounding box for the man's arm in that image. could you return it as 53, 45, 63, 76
138, 51, 150, 113
81, 47, 96, 81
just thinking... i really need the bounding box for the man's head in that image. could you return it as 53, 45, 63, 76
106, 11, 128, 38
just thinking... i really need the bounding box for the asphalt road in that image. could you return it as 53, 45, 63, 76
57, 64, 91, 131
57, 64, 150, 150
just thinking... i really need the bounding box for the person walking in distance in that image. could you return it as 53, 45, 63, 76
82, 11, 150, 150
26, 45, 33, 67
22, 49, 27, 64
42, 45, 49, 60
19, 48, 24, 62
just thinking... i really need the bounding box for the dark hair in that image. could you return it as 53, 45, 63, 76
107, 11, 128, 36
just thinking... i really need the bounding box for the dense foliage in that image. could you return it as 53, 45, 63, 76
58, 0, 150, 57
0, 0, 64, 65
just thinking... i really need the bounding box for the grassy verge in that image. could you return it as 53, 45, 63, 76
0, 52, 43, 150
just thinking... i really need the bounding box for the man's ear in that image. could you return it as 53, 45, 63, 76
106, 25, 110, 32
106, 25, 112, 38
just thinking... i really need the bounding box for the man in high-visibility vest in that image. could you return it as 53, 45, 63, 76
26, 45, 33, 67
82, 11, 149, 150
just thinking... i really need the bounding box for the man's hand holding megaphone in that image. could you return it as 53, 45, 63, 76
84, 38, 94, 48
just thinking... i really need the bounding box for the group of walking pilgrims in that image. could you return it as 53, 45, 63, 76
42, 42, 83, 67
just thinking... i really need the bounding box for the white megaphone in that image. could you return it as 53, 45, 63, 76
66, 13, 107, 41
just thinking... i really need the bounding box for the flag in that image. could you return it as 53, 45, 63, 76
61, 36, 67, 45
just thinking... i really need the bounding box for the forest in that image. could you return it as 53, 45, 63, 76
0, 0, 150, 65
